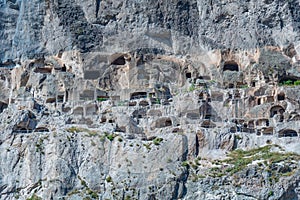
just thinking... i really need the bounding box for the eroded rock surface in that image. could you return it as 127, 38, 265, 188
0, 0, 300, 199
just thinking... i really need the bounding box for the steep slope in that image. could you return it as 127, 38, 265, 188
0, 0, 300, 200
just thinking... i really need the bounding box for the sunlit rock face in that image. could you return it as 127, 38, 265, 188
1, 0, 300, 61
1, 0, 300, 199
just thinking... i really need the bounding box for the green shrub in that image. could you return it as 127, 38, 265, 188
239, 84, 249, 89
198, 175, 206, 179
26, 194, 42, 200
284, 80, 293, 85
153, 137, 163, 145
235, 135, 242, 140
125, 195, 131, 200
97, 97, 108, 102
87, 189, 99, 199
268, 191, 274, 197
181, 161, 189, 167
222, 145, 300, 176
67, 127, 97, 136
78, 176, 88, 187
294, 80, 300, 86
67, 189, 80, 196
280, 79, 300, 86
106, 176, 112, 183
67, 127, 81, 133
189, 83, 196, 92
143, 143, 152, 150
106, 133, 116, 141
155, 98, 161, 104
81, 179, 87, 187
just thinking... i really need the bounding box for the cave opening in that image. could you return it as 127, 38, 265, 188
277, 93, 285, 101
139, 100, 149, 107
111, 55, 126, 65
34, 127, 49, 132
201, 120, 216, 128
223, 61, 239, 72
155, 118, 173, 128
270, 105, 285, 118
46, 98, 56, 104
0, 102, 8, 113
130, 92, 147, 100
228, 83, 234, 89
279, 76, 299, 85
165, 119, 172, 127
62, 65, 67, 72
96, 0, 101, 17
57, 95, 64, 103
257, 98, 261, 105
279, 129, 298, 138
186, 72, 192, 79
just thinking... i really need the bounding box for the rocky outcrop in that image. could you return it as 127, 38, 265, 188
1, 0, 300, 199
0, 45, 299, 199
1, 0, 300, 62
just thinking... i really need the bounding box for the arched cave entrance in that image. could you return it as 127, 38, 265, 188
277, 93, 285, 101
223, 61, 239, 72
270, 105, 285, 118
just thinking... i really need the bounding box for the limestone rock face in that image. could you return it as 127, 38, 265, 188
1, 0, 300, 199
1, 0, 300, 62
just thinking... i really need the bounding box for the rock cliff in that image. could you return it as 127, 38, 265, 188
1, 0, 300, 199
